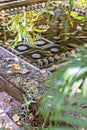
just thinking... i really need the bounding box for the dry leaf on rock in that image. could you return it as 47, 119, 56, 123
8, 68, 30, 74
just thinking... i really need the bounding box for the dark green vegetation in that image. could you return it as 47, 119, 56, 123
0, 0, 87, 130
38, 1, 87, 130
20, 0, 87, 129
39, 46, 87, 130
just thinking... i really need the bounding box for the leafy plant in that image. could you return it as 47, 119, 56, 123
76, 0, 87, 7
70, 11, 87, 20
39, 46, 87, 130
8, 10, 47, 45
64, 0, 75, 38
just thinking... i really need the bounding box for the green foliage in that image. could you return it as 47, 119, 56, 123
69, 0, 75, 13
70, 11, 87, 20
64, 0, 87, 38
39, 46, 87, 130
22, 123, 31, 130
76, 0, 87, 7
64, 0, 75, 39
8, 10, 46, 45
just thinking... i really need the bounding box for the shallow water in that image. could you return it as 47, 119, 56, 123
0, 7, 87, 69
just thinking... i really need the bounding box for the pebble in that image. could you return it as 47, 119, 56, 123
76, 25, 82, 31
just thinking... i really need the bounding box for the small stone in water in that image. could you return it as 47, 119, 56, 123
60, 53, 65, 58
53, 36, 60, 40
54, 55, 60, 60
24, 35, 30, 40
76, 25, 82, 31
51, 48, 59, 53
48, 57, 54, 63
17, 46, 27, 51
37, 60, 43, 67
0, 40, 3, 43
32, 53, 41, 59
36, 40, 45, 45
42, 3, 46, 8
76, 36, 87, 39
7, 39, 13, 43
39, 25, 50, 29
66, 52, 71, 57
43, 58, 48, 65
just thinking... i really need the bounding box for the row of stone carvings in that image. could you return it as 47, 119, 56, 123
0, 0, 87, 17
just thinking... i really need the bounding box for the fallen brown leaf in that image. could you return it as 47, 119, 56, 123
8, 68, 30, 74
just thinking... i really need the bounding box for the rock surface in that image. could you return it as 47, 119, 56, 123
0, 91, 21, 130
0, 46, 46, 100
